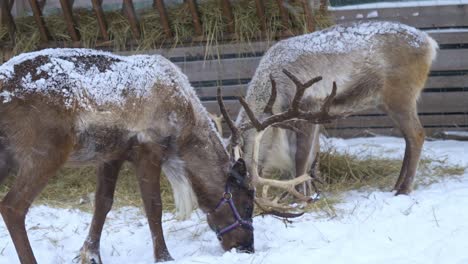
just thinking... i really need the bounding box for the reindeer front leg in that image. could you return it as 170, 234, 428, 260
80, 160, 123, 264
133, 146, 173, 262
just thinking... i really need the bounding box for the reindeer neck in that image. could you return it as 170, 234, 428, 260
178, 116, 231, 213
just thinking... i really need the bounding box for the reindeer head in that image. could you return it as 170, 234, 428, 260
206, 158, 255, 253
217, 69, 340, 216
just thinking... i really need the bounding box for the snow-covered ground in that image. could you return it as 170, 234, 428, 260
0, 136, 467, 264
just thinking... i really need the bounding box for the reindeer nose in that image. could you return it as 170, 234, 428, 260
236, 241, 254, 253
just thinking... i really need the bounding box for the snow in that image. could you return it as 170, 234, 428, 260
0, 49, 195, 110
366, 10, 379, 18
330, 0, 468, 10
0, 136, 467, 263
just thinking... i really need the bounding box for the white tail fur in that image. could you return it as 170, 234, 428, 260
162, 157, 198, 220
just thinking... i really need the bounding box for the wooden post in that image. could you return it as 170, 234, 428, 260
8, 0, 14, 11
186, 0, 202, 36
301, 0, 315, 32
59, 0, 80, 41
319, 0, 328, 13
91, 0, 109, 41
254, 0, 266, 32
221, 0, 234, 34
123, 0, 141, 40
1, 0, 16, 41
153, 0, 172, 38
276, 0, 291, 35
29, 0, 50, 42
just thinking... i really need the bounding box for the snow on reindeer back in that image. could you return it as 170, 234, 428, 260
0, 48, 189, 109
261, 21, 428, 68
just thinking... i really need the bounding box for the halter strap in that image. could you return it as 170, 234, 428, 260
213, 184, 253, 238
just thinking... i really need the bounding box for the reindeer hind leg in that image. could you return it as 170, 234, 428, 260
80, 159, 124, 264
384, 99, 425, 195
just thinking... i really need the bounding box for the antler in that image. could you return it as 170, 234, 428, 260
218, 69, 342, 215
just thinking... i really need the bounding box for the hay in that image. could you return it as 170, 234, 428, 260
0, 0, 333, 56
0, 164, 175, 213
0, 149, 463, 214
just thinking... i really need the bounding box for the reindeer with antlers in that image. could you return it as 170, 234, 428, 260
218, 21, 438, 213
0, 48, 340, 264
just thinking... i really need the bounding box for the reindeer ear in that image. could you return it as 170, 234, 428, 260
229, 158, 247, 186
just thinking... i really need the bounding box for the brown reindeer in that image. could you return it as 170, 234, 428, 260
233, 21, 438, 202
0, 49, 260, 264
0, 48, 325, 263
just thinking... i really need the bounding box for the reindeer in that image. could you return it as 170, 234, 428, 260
231, 21, 438, 203
0, 48, 334, 264
0, 48, 262, 264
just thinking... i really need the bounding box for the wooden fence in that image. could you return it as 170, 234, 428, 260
122, 2, 466, 138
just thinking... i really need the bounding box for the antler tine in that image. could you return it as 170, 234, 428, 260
320, 81, 337, 113
239, 96, 263, 131
282, 69, 323, 111
263, 74, 277, 115
217, 87, 240, 146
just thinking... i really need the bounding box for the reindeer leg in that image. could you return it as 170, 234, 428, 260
294, 123, 320, 195
133, 147, 172, 262
80, 160, 124, 264
386, 102, 425, 195
0, 135, 72, 264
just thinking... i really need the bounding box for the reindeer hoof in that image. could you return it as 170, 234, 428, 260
79, 247, 103, 264
156, 252, 174, 262
395, 188, 411, 196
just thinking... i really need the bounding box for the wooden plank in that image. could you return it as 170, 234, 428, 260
154, 0, 172, 38
175, 57, 258, 82
432, 49, 468, 71
254, 0, 266, 32
425, 75, 468, 89
59, 0, 80, 41
222, 0, 234, 34
175, 49, 468, 83
324, 114, 467, 129
123, 0, 141, 40
428, 30, 468, 45
186, 0, 202, 36
193, 75, 466, 98
203, 100, 239, 116
331, 4, 468, 29
91, 0, 109, 41
118, 40, 272, 58
1, 0, 16, 41
29, 0, 50, 42
324, 127, 468, 138
196, 84, 247, 98
201, 91, 468, 117
417, 92, 468, 113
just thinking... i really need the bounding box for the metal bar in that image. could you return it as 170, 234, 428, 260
122, 0, 141, 39
59, 0, 80, 41
28, 0, 50, 42
301, 0, 314, 32
221, 0, 234, 34
153, 0, 172, 38
186, 0, 202, 36
254, 0, 266, 32
91, 0, 109, 40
